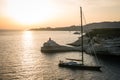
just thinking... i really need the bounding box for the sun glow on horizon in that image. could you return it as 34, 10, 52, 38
5, 0, 59, 25
0, 0, 120, 29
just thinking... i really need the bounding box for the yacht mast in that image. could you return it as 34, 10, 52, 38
80, 7, 84, 65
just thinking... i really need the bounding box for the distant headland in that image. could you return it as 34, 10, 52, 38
29, 21, 120, 31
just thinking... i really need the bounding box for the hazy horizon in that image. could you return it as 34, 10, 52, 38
0, 0, 120, 30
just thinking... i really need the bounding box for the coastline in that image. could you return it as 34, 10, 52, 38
68, 28, 120, 57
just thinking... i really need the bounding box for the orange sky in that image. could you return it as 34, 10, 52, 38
0, 0, 120, 30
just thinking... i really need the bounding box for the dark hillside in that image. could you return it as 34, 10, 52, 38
30, 21, 120, 31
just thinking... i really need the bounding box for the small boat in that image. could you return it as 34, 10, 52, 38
73, 31, 80, 34
41, 38, 81, 53
58, 7, 101, 71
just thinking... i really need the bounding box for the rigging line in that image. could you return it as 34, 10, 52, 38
86, 37, 94, 57
90, 39, 100, 66
82, 10, 93, 55
91, 37, 100, 65
82, 11, 87, 26
82, 10, 101, 66
87, 35, 100, 66
82, 10, 94, 63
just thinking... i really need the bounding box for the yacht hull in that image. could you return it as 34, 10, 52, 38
59, 63, 101, 71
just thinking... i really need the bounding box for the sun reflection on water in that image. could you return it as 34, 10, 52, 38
23, 31, 33, 41
21, 31, 36, 66
20, 31, 43, 79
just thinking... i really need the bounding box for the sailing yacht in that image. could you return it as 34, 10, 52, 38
58, 7, 101, 71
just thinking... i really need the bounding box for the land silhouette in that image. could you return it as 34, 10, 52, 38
30, 21, 120, 31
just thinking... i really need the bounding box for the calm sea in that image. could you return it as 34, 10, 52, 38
0, 31, 120, 80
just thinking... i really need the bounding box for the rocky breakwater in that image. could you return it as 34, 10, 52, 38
41, 38, 81, 53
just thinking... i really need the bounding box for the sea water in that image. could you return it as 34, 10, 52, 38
0, 31, 120, 80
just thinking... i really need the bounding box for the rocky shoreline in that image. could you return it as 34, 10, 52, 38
68, 28, 120, 56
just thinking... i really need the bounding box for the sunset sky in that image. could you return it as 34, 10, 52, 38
0, 0, 120, 30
